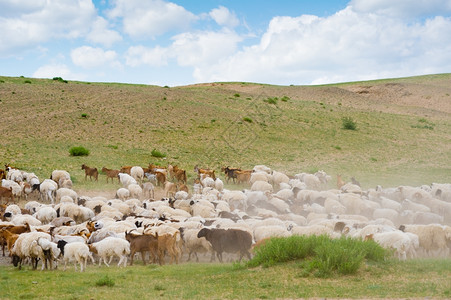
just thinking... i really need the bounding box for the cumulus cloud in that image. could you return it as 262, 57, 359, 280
71, 46, 120, 69
32, 63, 85, 81
107, 0, 197, 39
125, 29, 243, 69
209, 6, 240, 28
87, 16, 123, 47
190, 6, 451, 85
0, 0, 96, 57
125, 45, 169, 67
350, 0, 451, 18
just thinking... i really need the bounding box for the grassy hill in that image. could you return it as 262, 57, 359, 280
1, 74, 450, 189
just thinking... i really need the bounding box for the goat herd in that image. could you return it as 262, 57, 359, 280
1, 163, 451, 272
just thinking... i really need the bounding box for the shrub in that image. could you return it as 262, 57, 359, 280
342, 117, 357, 130
95, 275, 115, 287
281, 96, 290, 102
24, 80, 32, 84
246, 235, 389, 277
81, 113, 88, 118
264, 97, 278, 105
52, 77, 68, 83
243, 117, 253, 123
151, 149, 166, 158
234, 93, 240, 97
69, 146, 90, 156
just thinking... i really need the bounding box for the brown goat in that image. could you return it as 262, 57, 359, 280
120, 166, 132, 174
125, 231, 158, 265
81, 164, 98, 181
0, 223, 31, 256
0, 229, 19, 256
101, 167, 120, 183
154, 232, 181, 265
235, 170, 252, 185
155, 171, 166, 187
0, 187, 14, 205
0, 169, 6, 180
194, 165, 216, 180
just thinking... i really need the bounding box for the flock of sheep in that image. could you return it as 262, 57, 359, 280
1, 163, 451, 272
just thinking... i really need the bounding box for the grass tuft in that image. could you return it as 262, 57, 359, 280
247, 235, 389, 277
95, 275, 115, 287
151, 148, 166, 158
342, 116, 357, 130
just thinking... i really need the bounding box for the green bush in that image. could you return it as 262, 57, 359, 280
263, 97, 278, 105
247, 235, 389, 277
151, 149, 166, 158
234, 93, 240, 97
81, 113, 88, 118
24, 80, 32, 84
95, 275, 115, 287
52, 77, 68, 83
342, 117, 357, 130
69, 146, 90, 156
243, 117, 253, 123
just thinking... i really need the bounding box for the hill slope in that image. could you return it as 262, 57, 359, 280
0, 74, 450, 188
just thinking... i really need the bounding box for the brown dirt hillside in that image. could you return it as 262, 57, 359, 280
0, 74, 450, 189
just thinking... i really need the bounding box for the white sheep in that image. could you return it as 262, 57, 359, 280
201, 176, 215, 188
142, 182, 155, 199
179, 227, 213, 262
253, 225, 291, 242
118, 173, 137, 188
50, 170, 71, 187
127, 183, 143, 199
11, 214, 42, 226
37, 179, 58, 204
250, 172, 272, 185
116, 188, 130, 200
56, 188, 78, 203
379, 196, 402, 212
130, 166, 144, 184
368, 231, 413, 260
373, 208, 399, 226
89, 237, 130, 267
2, 179, 23, 199
11, 231, 52, 270
61, 242, 94, 272
251, 180, 273, 193
214, 178, 224, 192
271, 171, 290, 189
400, 224, 449, 257
222, 190, 248, 211
190, 201, 216, 218
33, 206, 57, 224
291, 224, 338, 238
253, 165, 272, 174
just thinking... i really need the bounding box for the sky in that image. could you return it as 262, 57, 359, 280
1, 0, 451, 87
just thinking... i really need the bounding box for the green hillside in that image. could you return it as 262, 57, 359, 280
1, 74, 450, 189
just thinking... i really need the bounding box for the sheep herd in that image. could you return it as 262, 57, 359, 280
1, 163, 451, 272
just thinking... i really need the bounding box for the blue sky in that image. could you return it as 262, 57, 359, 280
1, 0, 451, 86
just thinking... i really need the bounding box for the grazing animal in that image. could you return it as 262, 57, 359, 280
194, 165, 216, 180
101, 167, 120, 183
197, 228, 252, 262
125, 231, 158, 265
337, 174, 345, 189
81, 164, 98, 181
0, 187, 14, 204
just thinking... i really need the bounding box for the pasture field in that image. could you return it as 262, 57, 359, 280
1, 259, 451, 299
0, 74, 451, 189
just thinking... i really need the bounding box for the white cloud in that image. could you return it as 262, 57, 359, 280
171, 29, 243, 66
32, 63, 85, 81
87, 16, 122, 47
209, 6, 240, 28
71, 46, 120, 69
0, 0, 97, 57
350, 0, 451, 18
107, 0, 197, 39
188, 6, 451, 85
125, 45, 169, 67
124, 29, 243, 69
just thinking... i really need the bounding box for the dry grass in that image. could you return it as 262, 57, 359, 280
0, 74, 450, 190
